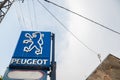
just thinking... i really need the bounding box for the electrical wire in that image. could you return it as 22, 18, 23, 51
27, 0, 33, 29
37, 0, 101, 62
13, 1, 22, 29
32, 0, 38, 29
39, 0, 102, 63
18, 0, 26, 28
44, 0, 120, 36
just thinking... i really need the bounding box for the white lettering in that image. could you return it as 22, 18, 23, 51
27, 59, 32, 64
37, 59, 43, 65
10, 58, 17, 64
32, 59, 37, 64
21, 59, 26, 64
43, 59, 48, 65
16, 59, 21, 64
10, 58, 48, 65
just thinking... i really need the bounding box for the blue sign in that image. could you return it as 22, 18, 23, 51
10, 31, 51, 68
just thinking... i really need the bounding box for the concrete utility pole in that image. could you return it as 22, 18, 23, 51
0, 0, 14, 23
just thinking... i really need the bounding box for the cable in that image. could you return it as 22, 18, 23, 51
13, 1, 22, 28
32, 0, 38, 28
43, 0, 102, 63
18, 0, 26, 28
27, 0, 33, 29
44, 0, 120, 35
37, 0, 102, 63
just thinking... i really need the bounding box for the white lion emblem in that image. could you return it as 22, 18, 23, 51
23, 32, 44, 55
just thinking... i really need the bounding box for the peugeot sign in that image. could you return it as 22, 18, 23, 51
9, 31, 51, 69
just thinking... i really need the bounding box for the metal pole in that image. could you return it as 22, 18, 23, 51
52, 33, 55, 62
50, 33, 56, 80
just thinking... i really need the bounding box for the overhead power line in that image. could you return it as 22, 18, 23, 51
32, 0, 38, 28
44, 0, 120, 35
27, 0, 33, 29
14, 2, 23, 28
18, 1, 26, 28
37, 0, 102, 63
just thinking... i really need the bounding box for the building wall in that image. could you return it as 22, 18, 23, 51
86, 54, 120, 80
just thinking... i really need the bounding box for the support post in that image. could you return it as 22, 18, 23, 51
50, 33, 56, 80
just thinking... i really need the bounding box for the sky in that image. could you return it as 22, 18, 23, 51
0, 0, 120, 80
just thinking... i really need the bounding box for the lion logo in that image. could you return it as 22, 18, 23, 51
23, 32, 44, 55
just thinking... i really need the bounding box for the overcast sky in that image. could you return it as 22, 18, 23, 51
0, 0, 120, 80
